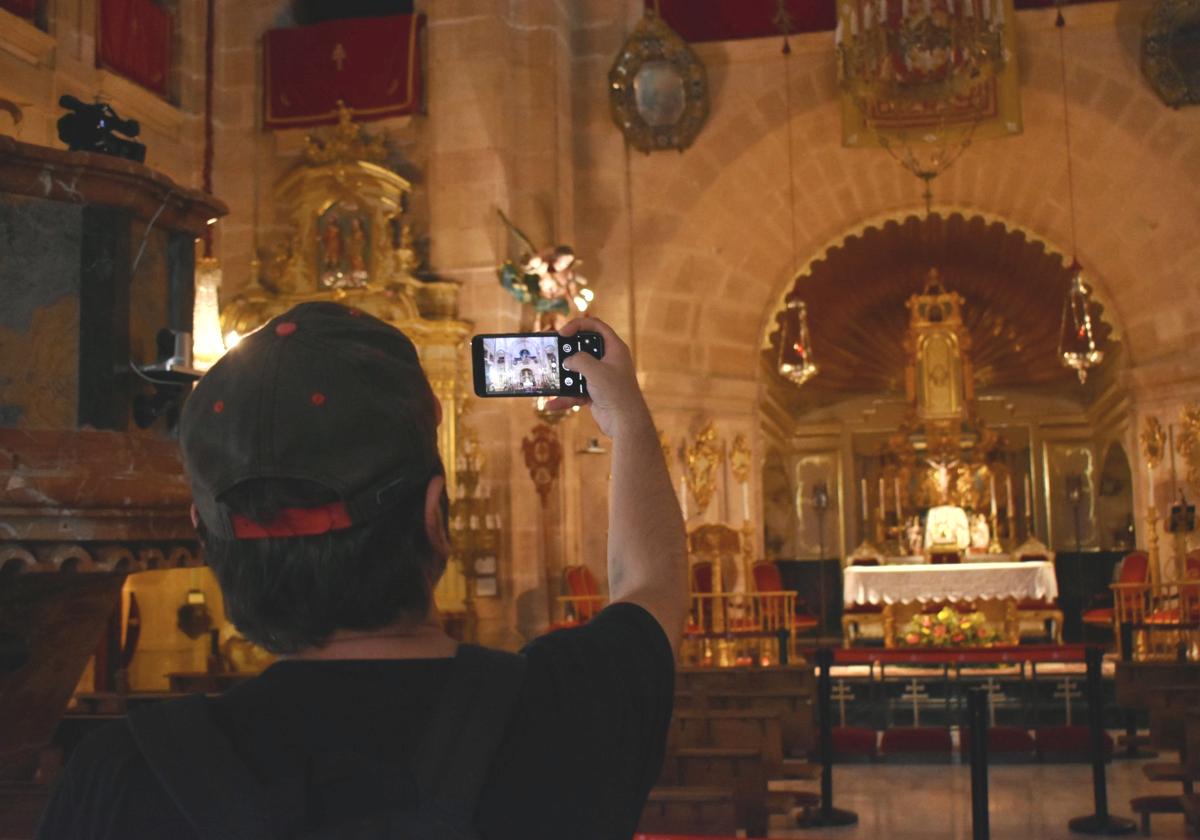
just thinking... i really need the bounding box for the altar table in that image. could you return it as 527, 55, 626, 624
843, 561, 1058, 607
843, 561, 1059, 647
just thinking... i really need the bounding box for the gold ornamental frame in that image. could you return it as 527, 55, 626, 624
608, 9, 709, 154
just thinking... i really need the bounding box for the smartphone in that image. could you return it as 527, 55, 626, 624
471, 332, 604, 398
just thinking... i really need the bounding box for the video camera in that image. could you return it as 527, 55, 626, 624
56, 95, 146, 163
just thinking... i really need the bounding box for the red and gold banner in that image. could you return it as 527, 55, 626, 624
837, 0, 1021, 149
0, 0, 37, 20
263, 14, 423, 129
98, 0, 172, 97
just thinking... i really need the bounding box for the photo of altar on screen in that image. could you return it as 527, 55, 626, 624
481, 336, 561, 395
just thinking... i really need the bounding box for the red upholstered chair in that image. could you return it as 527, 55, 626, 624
552, 564, 606, 629
841, 556, 884, 647
1082, 551, 1149, 644
751, 560, 819, 636
1180, 549, 1200, 623
929, 551, 961, 565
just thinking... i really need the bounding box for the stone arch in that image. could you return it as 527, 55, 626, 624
629, 24, 1199, 380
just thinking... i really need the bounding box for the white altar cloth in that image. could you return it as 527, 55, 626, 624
842, 561, 1058, 606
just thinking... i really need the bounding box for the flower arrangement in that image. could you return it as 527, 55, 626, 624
902, 606, 1002, 647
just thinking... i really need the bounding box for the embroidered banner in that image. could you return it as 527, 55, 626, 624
0, 0, 37, 20
838, 0, 1022, 149
98, 0, 172, 97
263, 14, 423, 129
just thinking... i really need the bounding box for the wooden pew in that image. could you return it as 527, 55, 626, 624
638, 786, 738, 836
659, 746, 769, 837
672, 709, 817, 780
1116, 662, 1200, 833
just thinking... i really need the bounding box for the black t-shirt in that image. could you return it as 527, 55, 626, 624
36, 603, 674, 840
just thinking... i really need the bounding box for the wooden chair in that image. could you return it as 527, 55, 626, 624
751, 560, 819, 637
551, 564, 605, 629
1082, 551, 1149, 650
842, 555, 885, 647
1014, 539, 1064, 643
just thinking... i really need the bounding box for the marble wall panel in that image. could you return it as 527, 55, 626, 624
0, 196, 82, 429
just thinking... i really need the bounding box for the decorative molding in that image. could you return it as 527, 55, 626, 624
0, 540, 202, 575
0, 135, 226, 234
685, 421, 723, 516
0, 8, 55, 66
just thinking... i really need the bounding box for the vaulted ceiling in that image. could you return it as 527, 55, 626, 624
766, 212, 1118, 413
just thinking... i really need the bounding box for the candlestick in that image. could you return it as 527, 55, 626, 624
989, 474, 998, 519
861, 478, 869, 523
1147, 462, 1155, 505
893, 477, 902, 519
1005, 474, 1014, 516
878, 477, 885, 520
680, 475, 689, 521
741, 483, 750, 522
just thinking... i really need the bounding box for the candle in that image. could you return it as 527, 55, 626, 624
680, 475, 689, 521
995, 0, 1004, 24
1006, 474, 1014, 516
741, 483, 750, 521
1024, 475, 1032, 518
989, 475, 998, 519
879, 478, 885, 519
894, 477, 902, 519
861, 478, 869, 522
1148, 462, 1155, 504
850, 9, 859, 36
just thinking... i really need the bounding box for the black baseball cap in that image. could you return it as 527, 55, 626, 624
180, 301, 441, 540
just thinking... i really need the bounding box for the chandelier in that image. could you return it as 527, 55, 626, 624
778, 299, 818, 387
836, 0, 1010, 199
1053, 9, 1104, 384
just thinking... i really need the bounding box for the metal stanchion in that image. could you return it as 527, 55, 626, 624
1068, 646, 1136, 835
795, 647, 858, 828
1118, 623, 1154, 759
967, 687, 990, 840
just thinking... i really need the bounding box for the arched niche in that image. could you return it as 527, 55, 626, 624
1097, 441, 1136, 552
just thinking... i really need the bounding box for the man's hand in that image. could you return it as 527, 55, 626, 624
542, 317, 649, 440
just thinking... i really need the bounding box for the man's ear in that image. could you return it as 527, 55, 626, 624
424, 473, 451, 557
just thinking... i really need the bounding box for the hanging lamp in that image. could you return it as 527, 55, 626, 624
1052, 8, 1104, 384
775, 3, 818, 389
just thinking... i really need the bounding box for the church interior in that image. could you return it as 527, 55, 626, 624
2, 0, 1200, 836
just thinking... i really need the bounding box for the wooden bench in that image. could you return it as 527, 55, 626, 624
671, 709, 817, 781
679, 688, 815, 758
660, 747, 770, 837
638, 786, 738, 836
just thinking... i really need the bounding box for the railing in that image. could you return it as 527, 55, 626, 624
1111, 581, 1200, 661
682, 591, 796, 667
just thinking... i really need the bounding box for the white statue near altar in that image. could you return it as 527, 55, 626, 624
970, 513, 992, 552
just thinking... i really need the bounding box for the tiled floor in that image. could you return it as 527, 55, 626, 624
768, 756, 1193, 839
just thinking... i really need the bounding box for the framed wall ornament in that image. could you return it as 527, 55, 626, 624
1142, 0, 1200, 108
608, 9, 709, 153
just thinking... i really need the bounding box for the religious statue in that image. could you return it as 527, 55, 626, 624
969, 513, 991, 552
905, 515, 924, 557
496, 210, 594, 332
320, 220, 342, 272
348, 217, 367, 279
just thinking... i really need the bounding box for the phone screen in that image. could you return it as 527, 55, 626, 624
478, 334, 562, 396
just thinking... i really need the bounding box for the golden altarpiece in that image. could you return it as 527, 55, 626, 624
219, 110, 474, 620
